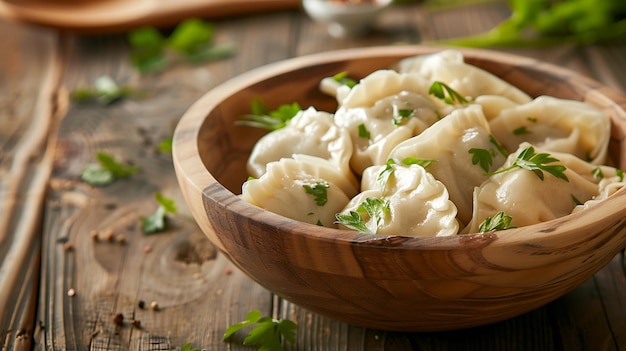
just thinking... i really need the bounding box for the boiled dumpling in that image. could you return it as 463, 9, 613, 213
333, 70, 440, 175
397, 49, 532, 105
241, 155, 358, 228
466, 143, 615, 233
246, 107, 353, 179
572, 167, 625, 213
389, 104, 507, 226
473, 95, 520, 120
488, 95, 611, 165
337, 163, 459, 236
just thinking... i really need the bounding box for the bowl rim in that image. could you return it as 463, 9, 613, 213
173, 45, 626, 250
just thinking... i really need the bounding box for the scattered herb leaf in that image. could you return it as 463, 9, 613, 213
179, 343, 204, 351
141, 192, 177, 234
71, 76, 137, 105
157, 136, 173, 153
336, 197, 390, 234
332, 71, 357, 88
223, 310, 297, 351
489, 135, 509, 157
303, 182, 329, 206
401, 157, 436, 169
393, 108, 415, 126
617, 169, 625, 181
236, 98, 301, 130
592, 167, 604, 179
487, 146, 569, 182
377, 159, 396, 195
428, 81, 469, 105
478, 211, 516, 232
358, 123, 371, 139
469, 148, 495, 173
513, 126, 531, 135
81, 152, 138, 186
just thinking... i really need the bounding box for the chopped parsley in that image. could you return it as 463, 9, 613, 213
401, 157, 436, 168
513, 126, 531, 135
81, 152, 138, 186
393, 108, 415, 126
592, 167, 604, 179
128, 18, 234, 72
332, 71, 357, 88
487, 146, 569, 182
236, 98, 301, 130
377, 159, 396, 195
303, 182, 329, 206
428, 81, 469, 105
336, 197, 390, 234
468, 148, 496, 173
478, 211, 515, 233
358, 123, 371, 139
141, 192, 178, 234
223, 310, 297, 351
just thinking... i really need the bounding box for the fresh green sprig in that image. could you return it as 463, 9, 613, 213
128, 18, 235, 72
358, 123, 371, 139
336, 197, 390, 234
236, 98, 301, 130
401, 157, 436, 168
81, 152, 138, 186
437, 0, 626, 47
141, 192, 178, 234
223, 310, 297, 351
332, 71, 357, 88
487, 146, 569, 182
428, 81, 469, 105
179, 343, 204, 351
377, 159, 396, 195
71, 76, 137, 105
303, 182, 329, 206
478, 211, 516, 232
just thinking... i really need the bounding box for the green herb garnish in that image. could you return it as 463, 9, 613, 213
487, 146, 569, 182
236, 98, 301, 130
428, 81, 469, 105
377, 159, 396, 195
81, 152, 138, 186
478, 211, 516, 232
469, 148, 496, 173
592, 167, 604, 179
571, 194, 583, 206
438, 0, 626, 47
358, 123, 371, 139
157, 136, 173, 153
617, 169, 625, 181
336, 197, 390, 234
128, 18, 234, 72
71, 76, 137, 105
393, 109, 415, 126
179, 343, 203, 351
223, 310, 297, 351
141, 192, 177, 234
303, 182, 329, 206
401, 157, 436, 168
513, 126, 531, 135
332, 71, 357, 88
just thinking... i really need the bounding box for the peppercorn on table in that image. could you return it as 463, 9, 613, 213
1, 1, 625, 350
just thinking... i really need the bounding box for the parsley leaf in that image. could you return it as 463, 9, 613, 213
70, 76, 137, 105
332, 71, 357, 88
468, 148, 495, 173
377, 159, 396, 195
393, 108, 415, 126
303, 182, 329, 206
358, 123, 371, 139
336, 197, 390, 234
401, 157, 436, 168
179, 343, 203, 351
81, 152, 138, 186
128, 19, 234, 72
513, 126, 531, 135
236, 98, 301, 130
223, 310, 297, 351
141, 192, 177, 234
428, 81, 469, 105
591, 167, 604, 179
487, 146, 569, 182
478, 211, 516, 232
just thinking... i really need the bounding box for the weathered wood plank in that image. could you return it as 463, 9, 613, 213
0, 19, 64, 351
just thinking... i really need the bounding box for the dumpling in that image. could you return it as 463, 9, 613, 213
572, 167, 625, 213
466, 143, 615, 233
246, 107, 353, 179
488, 95, 611, 165
337, 163, 459, 236
397, 49, 532, 105
333, 70, 440, 175
389, 104, 507, 226
473, 95, 520, 120
241, 155, 358, 228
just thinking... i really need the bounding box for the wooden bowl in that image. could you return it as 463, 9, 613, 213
173, 46, 626, 331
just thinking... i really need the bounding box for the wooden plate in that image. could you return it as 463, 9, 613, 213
0, 0, 301, 33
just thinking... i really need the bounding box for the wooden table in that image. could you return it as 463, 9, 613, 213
1, 2, 625, 350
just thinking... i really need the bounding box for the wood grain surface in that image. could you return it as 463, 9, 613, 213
0, 1, 625, 350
